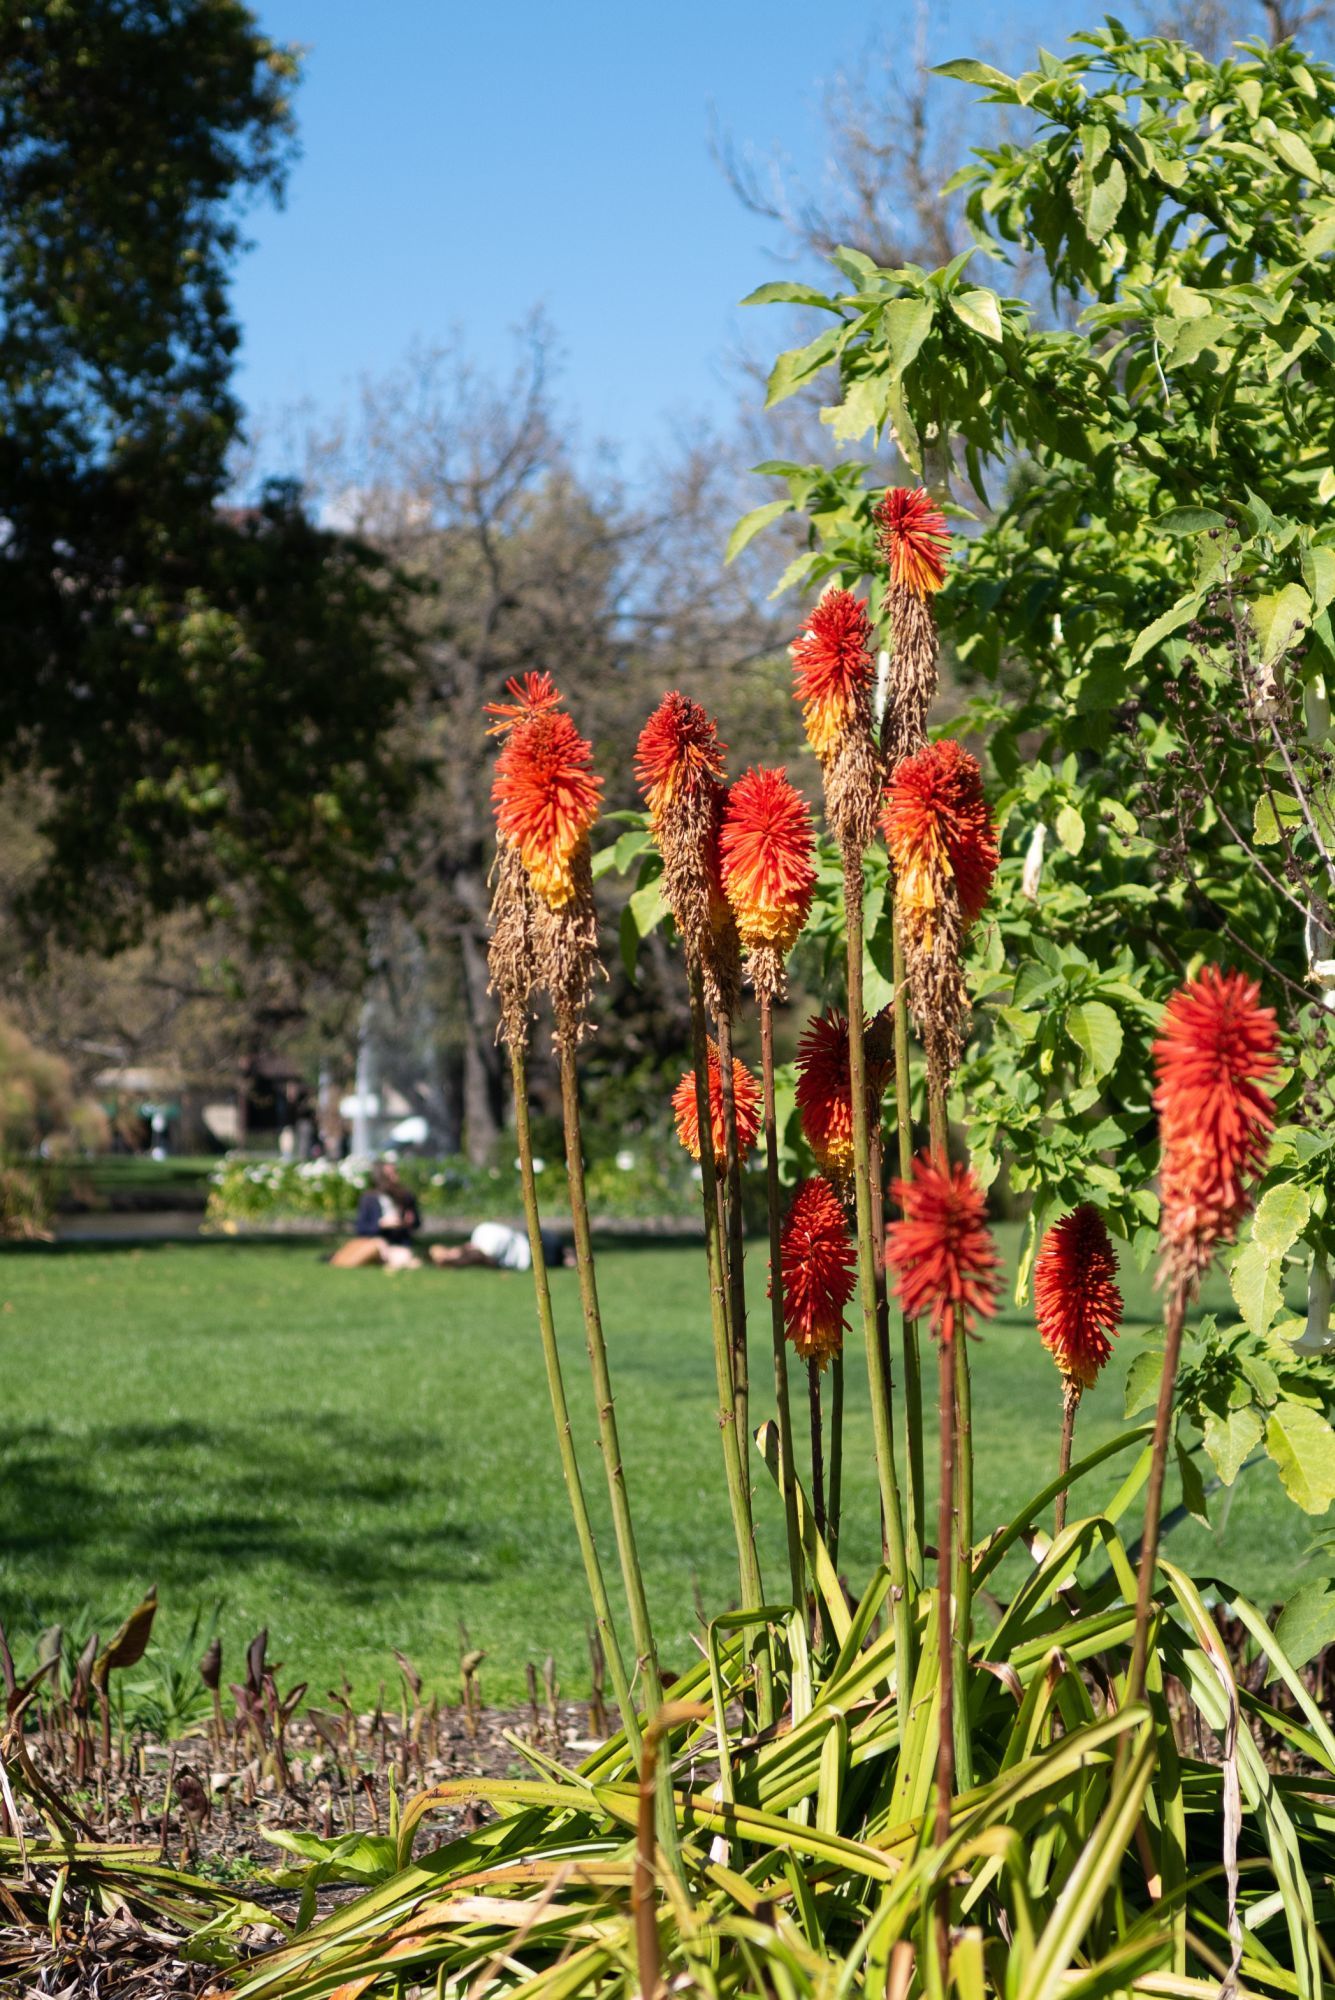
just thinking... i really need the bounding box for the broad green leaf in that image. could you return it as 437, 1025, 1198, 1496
1273, 128, 1322, 181
1202, 1402, 1264, 1485
949, 289, 1004, 343
725, 498, 792, 566
1253, 1181, 1311, 1255
1124, 1349, 1162, 1418
931, 57, 1016, 89
1253, 582, 1311, 666
1273, 1575, 1335, 1668
885, 377, 921, 472
613, 827, 651, 872
740, 281, 838, 311
1155, 506, 1228, 536
1126, 593, 1203, 667
1065, 999, 1122, 1082
820, 376, 883, 444
1055, 803, 1085, 854
765, 327, 841, 407
1253, 789, 1302, 846
1302, 543, 1335, 616
881, 297, 935, 373
1231, 1238, 1282, 1339
1085, 157, 1127, 242
620, 879, 668, 979
1175, 1437, 1209, 1523
1266, 1400, 1335, 1513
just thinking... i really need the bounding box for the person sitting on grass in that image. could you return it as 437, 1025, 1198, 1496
330, 1163, 422, 1270
429, 1221, 571, 1271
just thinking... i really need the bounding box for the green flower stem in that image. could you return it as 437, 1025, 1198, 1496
715, 1010, 751, 1451
934, 1332, 956, 1992
1054, 1380, 1081, 1538
828, 1351, 844, 1573
687, 963, 772, 1724
508, 1042, 641, 1764
843, 848, 913, 1694
952, 1328, 975, 1792
557, 1040, 662, 1712
759, 994, 804, 1610
891, 907, 926, 1585
868, 1126, 904, 1590
925, 1067, 972, 1791
1127, 1276, 1189, 1705
807, 1358, 826, 1652
806, 1359, 826, 1548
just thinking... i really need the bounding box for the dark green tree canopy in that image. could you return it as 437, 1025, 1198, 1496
0, 1, 415, 954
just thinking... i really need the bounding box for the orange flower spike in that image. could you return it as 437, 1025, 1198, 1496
1154, 967, 1279, 1283
673, 1040, 761, 1162
777, 1177, 857, 1368
874, 487, 951, 598
484, 671, 563, 736
886, 1152, 1001, 1346
882, 738, 998, 943
795, 1009, 889, 1188
491, 706, 603, 910
790, 589, 875, 757
720, 766, 816, 955
1034, 1206, 1124, 1389
796, 1010, 857, 1184
634, 692, 728, 826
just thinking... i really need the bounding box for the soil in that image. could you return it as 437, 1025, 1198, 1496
1, 1697, 610, 1996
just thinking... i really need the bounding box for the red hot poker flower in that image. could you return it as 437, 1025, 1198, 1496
720, 766, 816, 956
874, 487, 950, 598
795, 1009, 889, 1189
634, 691, 727, 825
491, 705, 603, 910
790, 589, 875, 758
484, 671, 562, 736
672, 1039, 762, 1162
882, 738, 998, 934
886, 1152, 1001, 1346
1154, 967, 1279, 1283
777, 1177, 857, 1368
1034, 1205, 1124, 1389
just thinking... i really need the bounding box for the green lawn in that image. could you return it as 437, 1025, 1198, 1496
0, 1235, 1313, 1704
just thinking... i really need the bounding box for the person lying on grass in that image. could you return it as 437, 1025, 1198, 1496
330, 1162, 423, 1270
429, 1221, 572, 1271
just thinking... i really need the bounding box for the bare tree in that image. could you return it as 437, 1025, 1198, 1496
304, 323, 794, 1160
714, 9, 964, 273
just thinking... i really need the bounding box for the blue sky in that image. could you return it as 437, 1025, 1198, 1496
235, 1, 1052, 471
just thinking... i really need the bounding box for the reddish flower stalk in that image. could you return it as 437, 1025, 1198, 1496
886, 1152, 1001, 1348
791, 589, 875, 757
795, 1008, 889, 1194
875, 488, 950, 599
672, 1041, 762, 1162
1035, 1206, 1124, 1390
885, 1149, 997, 1924
635, 692, 740, 1016
1129, 965, 1279, 1705
1153, 966, 1279, 1290
484, 670, 563, 735
1034, 1206, 1124, 1534
881, 739, 998, 1083
491, 702, 603, 911
874, 487, 950, 767
789, 588, 883, 856
488, 676, 604, 1043
777, 1177, 856, 1370
720, 766, 816, 1001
